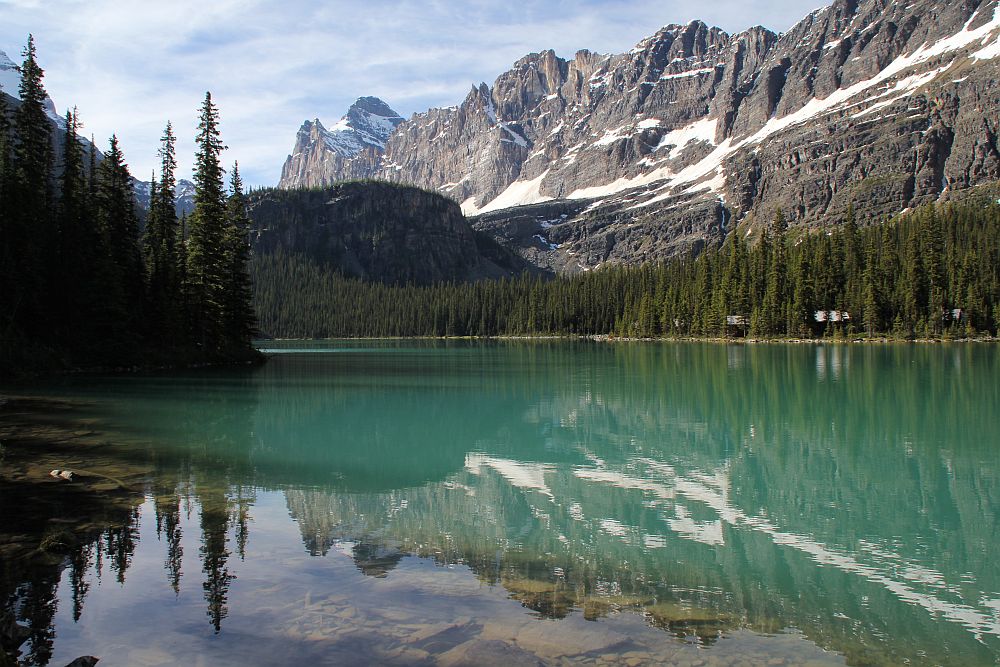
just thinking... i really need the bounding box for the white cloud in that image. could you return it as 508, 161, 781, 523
0, 0, 822, 187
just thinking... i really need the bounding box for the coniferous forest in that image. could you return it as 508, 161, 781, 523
252, 197, 1000, 340
3, 38, 1000, 366
0, 38, 257, 374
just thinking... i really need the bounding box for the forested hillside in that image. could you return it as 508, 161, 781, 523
0, 38, 257, 374
252, 196, 1000, 340
246, 182, 531, 285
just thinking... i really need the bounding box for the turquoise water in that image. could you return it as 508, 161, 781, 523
2, 341, 999, 665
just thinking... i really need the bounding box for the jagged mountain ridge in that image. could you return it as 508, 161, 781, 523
280, 0, 1000, 272
279, 96, 404, 187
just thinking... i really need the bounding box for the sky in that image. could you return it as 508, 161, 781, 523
0, 0, 824, 187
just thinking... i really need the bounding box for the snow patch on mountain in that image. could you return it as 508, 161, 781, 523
478, 170, 552, 214
473, 3, 1000, 215
660, 67, 715, 81
0, 50, 19, 99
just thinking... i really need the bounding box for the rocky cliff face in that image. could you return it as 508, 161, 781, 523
279, 0, 1000, 271
248, 182, 528, 284
280, 96, 403, 188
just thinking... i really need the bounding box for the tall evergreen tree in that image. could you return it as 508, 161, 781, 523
862, 232, 882, 337
841, 205, 862, 315
93, 135, 144, 348
0, 90, 10, 210
87, 133, 98, 196
923, 206, 946, 331
0, 90, 13, 342
186, 92, 228, 352
901, 225, 926, 332
223, 162, 256, 347
789, 249, 813, 336
14, 35, 53, 206
9, 35, 55, 336
761, 209, 788, 335
56, 108, 94, 345
176, 210, 190, 339
144, 121, 181, 342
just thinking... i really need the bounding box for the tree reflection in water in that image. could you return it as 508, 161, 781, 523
0, 342, 998, 666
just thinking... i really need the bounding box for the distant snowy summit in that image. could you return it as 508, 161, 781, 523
280, 97, 404, 187
329, 96, 405, 154
0, 48, 65, 127
0, 50, 17, 94
134, 178, 197, 216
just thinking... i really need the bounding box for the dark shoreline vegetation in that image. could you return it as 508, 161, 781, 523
0, 38, 259, 379
253, 195, 1000, 341
2, 37, 999, 377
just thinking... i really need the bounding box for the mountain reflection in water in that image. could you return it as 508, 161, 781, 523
1, 341, 997, 666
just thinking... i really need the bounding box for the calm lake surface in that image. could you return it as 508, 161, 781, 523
1, 341, 999, 666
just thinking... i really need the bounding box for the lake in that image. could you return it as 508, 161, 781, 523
1, 341, 998, 666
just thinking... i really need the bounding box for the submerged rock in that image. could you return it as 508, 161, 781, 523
39, 527, 77, 554
438, 639, 543, 667
645, 601, 734, 644
64, 657, 99, 667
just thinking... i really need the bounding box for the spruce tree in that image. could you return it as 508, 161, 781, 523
186, 92, 228, 352
173, 210, 191, 345
861, 232, 881, 337
761, 209, 788, 335
923, 206, 946, 331
222, 162, 256, 349
0, 90, 10, 211
841, 205, 862, 315
144, 122, 181, 342
87, 134, 98, 196
93, 135, 144, 350
789, 249, 813, 336
0, 90, 13, 341
10, 35, 55, 336
901, 226, 925, 332
14, 35, 53, 205
57, 108, 94, 345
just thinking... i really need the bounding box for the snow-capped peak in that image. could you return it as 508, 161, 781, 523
0, 50, 21, 100
314, 96, 404, 158
0, 48, 66, 128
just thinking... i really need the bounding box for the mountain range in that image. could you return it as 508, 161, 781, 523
280, 0, 1000, 272
1, 49, 196, 218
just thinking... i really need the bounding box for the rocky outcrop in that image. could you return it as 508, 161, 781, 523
279, 0, 1000, 271
248, 182, 529, 285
